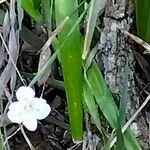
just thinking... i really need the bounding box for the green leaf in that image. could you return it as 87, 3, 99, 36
83, 81, 102, 133
29, 17, 69, 86
86, 61, 141, 149
119, 60, 129, 126
123, 131, 141, 150
55, 0, 83, 141
33, 0, 41, 10
22, 0, 43, 23
82, 0, 106, 59
87, 61, 118, 128
42, 0, 53, 35
116, 61, 129, 150
135, 0, 150, 43
116, 120, 126, 150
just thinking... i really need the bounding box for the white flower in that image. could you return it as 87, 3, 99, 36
7, 102, 25, 124
7, 86, 51, 131
31, 97, 51, 120
16, 86, 35, 106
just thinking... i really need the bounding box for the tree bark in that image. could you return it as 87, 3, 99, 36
97, 0, 149, 149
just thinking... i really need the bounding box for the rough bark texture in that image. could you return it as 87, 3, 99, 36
96, 0, 149, 149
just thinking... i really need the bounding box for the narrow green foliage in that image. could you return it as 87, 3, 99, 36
116, 121, 126, 150
29, 8, 86, 87
22, 0, 42, 23
52, 8, 86, 61
32, 0, 41, 10
86, 62, 141, 149
29, 17, 69, 87
83, 45, 102, 133
77, 0, 85, 16
55, 0, 83, 141
119, 60, 129, 126
82, 0, 106, 59
116, 61, 129, 150
29, 48, 59, 87
135, 0, 150, 43
83, 82, 102, 133
42, 0, 53, 35
123, 131, 141, 150
87, 61, 118, 128
103, 137, 114, 150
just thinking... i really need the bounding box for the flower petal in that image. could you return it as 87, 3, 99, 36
36, 103, 51, 120
23, 111, 37, 131
7, 102, 25, 123
9, 102, 24, 111
31, 98, 51, 120
16, 86, 35, 105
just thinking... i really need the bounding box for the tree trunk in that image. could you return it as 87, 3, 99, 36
97, 0, 149, 149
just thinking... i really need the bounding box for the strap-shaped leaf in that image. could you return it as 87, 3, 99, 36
135, 0, 150, 43
55, 0, 83, 141
83, 81, 102, 133
87, 61, 118, 128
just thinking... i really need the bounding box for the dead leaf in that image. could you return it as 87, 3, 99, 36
38, 47, 51, 85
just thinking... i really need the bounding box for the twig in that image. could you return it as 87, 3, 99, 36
114, 23, 150, 53
38, 17, 69, 54
20, 126, 36, 150
4, 127, 21, 145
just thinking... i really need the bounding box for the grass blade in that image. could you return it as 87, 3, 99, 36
29, 17, 69, 86
87, 61, 118, 128
83, 81, 102, 133
123, 131, 141, 150
42, 0, 53, 35
116, 121, 126, 150
82, 0, 106, 59
119, 60, 129, 126
116, 60, 129, 150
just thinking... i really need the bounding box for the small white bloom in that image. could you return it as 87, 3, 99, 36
31, 97, 51, 120
16, 86, 35, 106
7, 86, 51, 131
7, 102, 25, 123
22, 110, 37, 131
